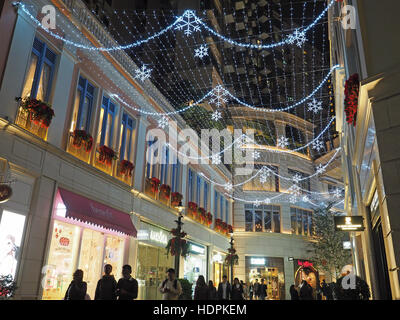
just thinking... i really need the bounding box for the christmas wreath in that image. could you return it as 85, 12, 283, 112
120, 160, 134, 176
150, 177, 161, 193
98, 145, 118, 166
171, 192, 183, 206
16, 97, 55, 128
71, 129, 93, 152
344, 73, 360, 126
224, 247, 239, 266
165, 228, 189, 258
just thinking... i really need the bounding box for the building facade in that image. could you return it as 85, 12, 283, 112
329, 0, 400, 299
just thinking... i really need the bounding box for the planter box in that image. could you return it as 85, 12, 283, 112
67, 133, 92, 163
115, 161, 134, 186
15, 108, 48, 140
144, 177, 157, 198
94, 148, 114, 175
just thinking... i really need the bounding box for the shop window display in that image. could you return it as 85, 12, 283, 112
0, 211, 26, 280
184, 243, 207, 296
42, 221, 80, 300
103, 235, 124, 278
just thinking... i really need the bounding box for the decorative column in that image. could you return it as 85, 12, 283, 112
133, 115, 149, 191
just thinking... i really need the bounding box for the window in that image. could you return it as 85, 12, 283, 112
204, 181, 209, 210
171, 161, 180, 193
288, 169, 310, 192
71, 76, 95, 132
196, 175, 202, 204
244, 205, 281, 233
97, 96, 116, 147
243, 165, 279, 192
290, 207, 313, 236
145, 137, 157, 179
188, 168, 194, 202
245, 209, 253, 232
225, 199, 229, 223
21, 38, 57, 102
119, 113, 135, 161
160, 146, 169, 184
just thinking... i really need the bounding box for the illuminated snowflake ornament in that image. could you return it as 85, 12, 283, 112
316, 163, 325, 175
135, 64, 152, 82
302, 195, 310, 203
211, 110, 222, 121
259, 166, 270, 184
289, 184, 301, 197
175, 10, 202, 36
209, 85, 229, 107
277, 136, 289, 149
254, 199, 261, 208
211, 154, 222, 165
224, 182, 233, 192
264, 197, 271, 205
289, 195, 298, 204
292, 173, 302, 184
333, 188, 343, 198
286, 29, 307, 47
307, 98, 323, 114
312, 139, 324, 152
158, 116, 169, 129
252, 150, 260, 160
194, 44, 208, 58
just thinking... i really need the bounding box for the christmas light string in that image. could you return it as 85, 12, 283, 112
17, 0, 335, 51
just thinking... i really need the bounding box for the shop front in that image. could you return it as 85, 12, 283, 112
212, 251, 229, 286
41, 188, 137, 300
136, 222, 173, 300
245, 256, 285, 300
184, 241, 208, 294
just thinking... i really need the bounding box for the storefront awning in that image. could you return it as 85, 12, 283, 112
58, 188, 137, 237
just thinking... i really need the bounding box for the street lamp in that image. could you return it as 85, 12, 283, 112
229, 233, 234, 285
174, 201, 185, 278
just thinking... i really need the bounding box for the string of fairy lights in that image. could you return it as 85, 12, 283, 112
17, 0, 343, 208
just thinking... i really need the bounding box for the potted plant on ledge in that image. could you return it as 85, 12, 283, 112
171, 192, 183, 207
98, 145, 118, 167
71, 129, 94, 153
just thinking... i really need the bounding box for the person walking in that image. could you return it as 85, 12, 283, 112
242, 282, 249, 300
334, 268, 370, 300
259, 279, 267, 300
94, 264, 117, 300
116, 265, 138, 300
299, 280, 314, 300
64, 269, 87, 300
207, 280, 217, 300
217, 275, 231, 300
249, 282, 254, 300
159, 268, 182, 300
194, 275, 209, 300
289, 284, 299, 300
231, 278, 244, 300
253, 279, 260, 300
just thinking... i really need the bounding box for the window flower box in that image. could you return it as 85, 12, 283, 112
115, 160, 134, 185
197, 207, 207, 224
98, 145, 117, 167
171, 192, 183, 207
207, 212, 213, 227
159, 184, 171, 205
187, 202, 198, 219
15, 97, 55, 139
67, 129, 93, 163
144, 177, 158, 198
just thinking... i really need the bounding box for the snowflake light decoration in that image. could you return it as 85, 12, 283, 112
307, 98, 323, 114
252, 150, 260, 160
316, 163, 325, 175
286, 29, 307, 47
302, 195, 309, 203
292, 173, 302, 184
175, 10, 202, 36
135, 64, 152, 82
211, 110, 222, 121
277, 136, 289, 149
264, 198, 271, 204
254, 199, 261, 208
333, 188, 343, 198
289, 184, 301, 197
289, 195, 297, 204
158, 116, 169, 129
224, 182, 233, 192
312, 139, 324, 152
209, 85, 229, 107
194, 44, 208, 58
211, 154, 221, 165
259, 166, 270, 184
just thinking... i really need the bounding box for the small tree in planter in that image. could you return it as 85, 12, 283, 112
0, 275, 18, 300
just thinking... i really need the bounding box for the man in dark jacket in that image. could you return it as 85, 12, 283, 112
259, 279, 267, 300
299, 280, 314, 300
334, 271, 370, 300
95, 264, 117, 300
116, 265, 138, 300
217, 275, 231, 300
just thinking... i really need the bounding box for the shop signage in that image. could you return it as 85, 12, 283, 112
250, 258, 266, 265
189, 242, 205, 255
297, 260, 313, 268
334, 216, 364, 231
137, 223, 169, 246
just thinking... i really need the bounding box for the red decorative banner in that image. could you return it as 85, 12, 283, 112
344, 73, 360, 126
